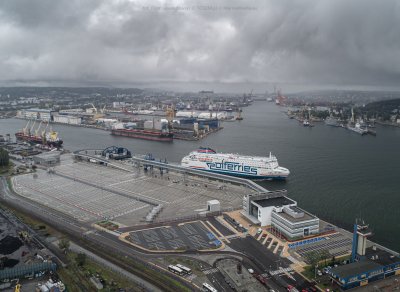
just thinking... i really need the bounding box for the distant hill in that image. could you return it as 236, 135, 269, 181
364, 98, 400, 112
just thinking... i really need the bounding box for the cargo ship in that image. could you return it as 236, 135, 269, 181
347, 122, 368, 135
111, 128, 173, 142
111, 119, 174, 142
346, 108, 368, 135
325, 116, 340, 127
15, 120, 63, 148
181, 147, 290, 180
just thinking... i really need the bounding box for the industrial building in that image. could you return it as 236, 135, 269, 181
0, 262, 57, 282
330, 222, 400, 290
242, 191, 320, 240
53, 114, 82, 125
17, 108, 53, 121
33, 152, 61, 166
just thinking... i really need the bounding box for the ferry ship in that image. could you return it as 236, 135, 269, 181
181, 147, 290, 180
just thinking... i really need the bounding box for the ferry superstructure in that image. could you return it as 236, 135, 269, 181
181, 147, 290, 180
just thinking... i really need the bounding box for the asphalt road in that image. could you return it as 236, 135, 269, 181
228, 236, 314, 291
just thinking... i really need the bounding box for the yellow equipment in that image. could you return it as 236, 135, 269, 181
15, 283, 21, 292
165, 105, 176, 122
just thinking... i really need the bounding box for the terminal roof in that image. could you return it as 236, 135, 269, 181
365, 246, 400, 266
252, 196, 294, 208
274, 208, 317, 223
331, 260, 383, 279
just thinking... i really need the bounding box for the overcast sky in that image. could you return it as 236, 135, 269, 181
0, 0, 400, 90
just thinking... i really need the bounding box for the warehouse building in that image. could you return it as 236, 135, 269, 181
0, 262, 57, 282
53, 114, 82, 125
242, 190, 320, 240
17, 108, 53, 121
33, 152, 61, 166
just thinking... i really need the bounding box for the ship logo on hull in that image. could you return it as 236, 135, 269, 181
206, 161, 257, 175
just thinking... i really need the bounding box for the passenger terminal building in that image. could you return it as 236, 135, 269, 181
242, 190, 319, 240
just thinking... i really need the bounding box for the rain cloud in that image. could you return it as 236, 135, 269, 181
0, 0, 400, 87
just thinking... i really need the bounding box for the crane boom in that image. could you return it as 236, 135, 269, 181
30, 120, 36, 133
35, 120, 43, 136
23, 120, 31, 134
89, 103, 98, 113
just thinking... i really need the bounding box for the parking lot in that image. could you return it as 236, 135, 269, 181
12, 169, 151, 222
12, 154, 248, 225
291, 232, 353, 261
124, 221, 222, 251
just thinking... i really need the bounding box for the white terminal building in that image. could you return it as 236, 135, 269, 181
242, 190, 319, 240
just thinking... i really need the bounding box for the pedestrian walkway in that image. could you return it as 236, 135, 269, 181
186, 274, 197, 281
269, 267, 294, 276
202, 267, 219, 275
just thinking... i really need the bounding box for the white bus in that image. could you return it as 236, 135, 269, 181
168, 265, 184, 276
176, 264, 192, 275
202, 282, 218, 292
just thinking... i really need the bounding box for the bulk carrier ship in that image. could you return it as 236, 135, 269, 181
111, 119, 173, 142
181, 147, 290, 180
111, 128, 173, 142
15, 120, 63, 148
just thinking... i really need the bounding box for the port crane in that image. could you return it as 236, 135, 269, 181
34, 120, 43, 137
23, 119, 31, 134
89, 103, 106, 120
242, 89, 253, 103
30, 120, 36, 133
165, 105, 176, 122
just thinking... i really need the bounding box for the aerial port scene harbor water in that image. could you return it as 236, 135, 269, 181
1, 1, 400, 292
0, 86, 399, 292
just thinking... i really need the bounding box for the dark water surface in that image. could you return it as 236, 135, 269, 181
1, 102, 399, 250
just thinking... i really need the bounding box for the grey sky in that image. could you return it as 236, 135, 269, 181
0, 0, 400, 88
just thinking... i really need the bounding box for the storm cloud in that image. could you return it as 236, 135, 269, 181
0, 0, 400, 87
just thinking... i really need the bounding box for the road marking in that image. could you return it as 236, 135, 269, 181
202, 268, 219, 275
269, 267, 294, 276
205, 221, 230, 243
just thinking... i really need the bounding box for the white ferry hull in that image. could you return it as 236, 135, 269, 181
187, 166, 288, 180
181, 148, 290, 181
